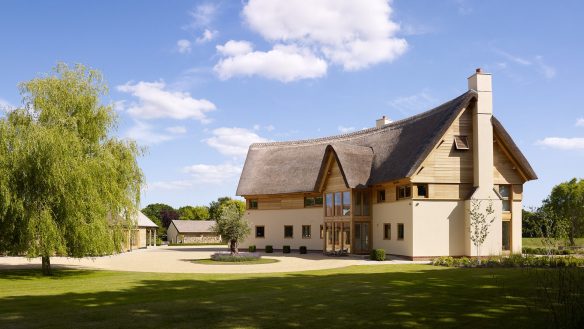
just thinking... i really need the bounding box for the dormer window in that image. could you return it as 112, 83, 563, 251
454, 135, 470, 150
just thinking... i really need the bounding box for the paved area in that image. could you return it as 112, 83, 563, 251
0, 245, 430, 274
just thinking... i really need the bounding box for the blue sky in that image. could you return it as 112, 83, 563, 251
1, 0, 582, 209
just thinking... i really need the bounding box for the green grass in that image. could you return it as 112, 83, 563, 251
523, 237, 584, 248
194, 258, 279, 265
0, 265, 581, 328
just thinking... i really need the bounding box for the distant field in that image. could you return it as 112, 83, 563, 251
523, 237, 584, 248
1, 265, 581, 328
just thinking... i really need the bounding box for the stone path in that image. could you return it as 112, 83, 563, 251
0, 245, 430, 274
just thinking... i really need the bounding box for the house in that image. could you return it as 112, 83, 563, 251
167, 220, 222, 244
236, 69, 537, 259
124, 211, 158, 251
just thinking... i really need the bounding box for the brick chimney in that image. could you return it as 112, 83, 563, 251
376, 115, 390, 128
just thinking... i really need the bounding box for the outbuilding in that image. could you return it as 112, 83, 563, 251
167, 220, 222, 244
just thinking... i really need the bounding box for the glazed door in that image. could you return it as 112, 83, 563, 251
353, 223, 370, 254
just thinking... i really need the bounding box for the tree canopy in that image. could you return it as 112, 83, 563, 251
209, 197, 245, 220
178, 206, 209, 221
541, 178, 584, 245
212, 204, 250, 254
0, 63, 143, 274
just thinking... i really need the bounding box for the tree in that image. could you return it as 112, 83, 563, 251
178, 205, 209, 220
522, 208, 543, 238
212, 204, 250, 254
0, 63, 143, 275
142, 203, 174, 238
468, 199, 495, 262
208, 197, 245, 220
541, 178, 584, 246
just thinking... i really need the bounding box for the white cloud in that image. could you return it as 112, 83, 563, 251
253, 124, 261, 131
205, 127, 271, 157
217, 40, 254, 57
338, 126, 355, 133
0, 98, 14, 111
117, 81, 216, 122
265, 124, 275, 132
166, 126, 187, 134
215, 43, 327, 82
177, 39, 192, 54
536, 137, 584, 150
188, 3, 217, 28
183, 163, 243, 184
493, 49, 556, 80
196, 29, 217, 43
576, 118, 584, 127
240, 0, 407, 71
388, 91, 437, 115
534, 56, 556, 79
125, 121, 174, 145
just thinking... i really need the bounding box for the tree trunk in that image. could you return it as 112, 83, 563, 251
41, 256, 52, 276
230, 240, 238, 255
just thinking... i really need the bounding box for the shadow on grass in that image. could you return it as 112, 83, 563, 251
0, 266, 574, 329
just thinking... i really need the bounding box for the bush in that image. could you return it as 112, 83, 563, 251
432, 254, 584, 268
283, 245, 291, 254
210, 252, 260, 262
248, 245, 256, 252
265, 245, 273, 253
370, 249, 386, 261
299, 246, 307, 254
523, 247, 574, 255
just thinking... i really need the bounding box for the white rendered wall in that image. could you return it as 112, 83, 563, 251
412, 200, 466, 257
371, 200, 413, 257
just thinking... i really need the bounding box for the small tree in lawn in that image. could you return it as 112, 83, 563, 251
212, 204, 250, 254
468, 199, 495, 262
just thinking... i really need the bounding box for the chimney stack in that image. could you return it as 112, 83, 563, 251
376, 115, 390, 128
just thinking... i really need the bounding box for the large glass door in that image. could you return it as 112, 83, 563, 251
353, 222, 370, 254
324, 222, 351, 253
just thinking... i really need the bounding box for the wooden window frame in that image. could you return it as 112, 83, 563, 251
397, 223, 405, 240
383, 223, 391, 240
415, 184, 428, 198
304, 196, 324, 208
255, 225, 265, 238
248, 199, 258, 209
396, 185, 412, 200
302, 225, 311, 239
284, 225, 294, 239
320, 225, 324, 239
377, 189, 386, 203
499, 185, 511, 212
454, 135, 470, 150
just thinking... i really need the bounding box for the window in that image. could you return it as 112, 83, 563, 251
416, 184, 428, 198
363, 192, 371, 216
255, 226, 265, 238
342, 191, 351, 216
383, 224, 391, 240
302, 225, 311, 238
397, 223, 404, 240
325, 193, 333, 217
284, 225, 293, 238
377, 189, 386, 203
334, 192, 342, 216
320, 225, 324, 239
355, 191, 362, 216
354, 190, 371, 216
249, 199, 258, 209
397, 185, 412, 200
304, 196, 324, 207
454, 135, 470, 150
499, 185, 511, 212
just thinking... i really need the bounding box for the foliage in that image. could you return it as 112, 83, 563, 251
141, 203, 174, 238
468, 199, 495, 261
299, 246, 307, 254
212, 204, 250, 254
210, 252, 260, 262
159, 209, 179, 228
370, 249, 386, 261
283, 245, 291, 253
522, 247, 575, 255
248, 245, 256, 252
265, 245, 273, 253
432, 255, 584, 268
0, 63, 143, 275
209, 196, 245, 220
522, 208, 543, 238
541, 178, 584, 246
178, 205, 209, 221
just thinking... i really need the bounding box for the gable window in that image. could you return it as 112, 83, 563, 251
325, 193, 333, 217
397, 223, 405, 240
383, 224, 391, 240
304, 196, 324, 207
416, 184, 428, 198
249, 199, 258, 209
302, 225, 311, 239
342, 191, 351, 216
397, 185, 412, 200
499, 185, 511, 212
255, 226, 265, 238
284, 225, 293, 238
334, 192, 342, 216
377, 189, 386, 203
454, 135, 470, 150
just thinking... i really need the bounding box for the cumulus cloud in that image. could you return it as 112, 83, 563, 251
188, 3, 217, 28
177, 39, 192, 53
183, 163, 243, 183
576, 118, 584, 127
214, 43, 327, 82
536, 137, 584, 150
338, 126, 355, 133
196, 29, 218, 43
125, 121, 174, 145
117, 81, 216, 122
205, 127, 271, 157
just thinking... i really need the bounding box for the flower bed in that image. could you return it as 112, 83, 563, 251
210, 252, 261, 262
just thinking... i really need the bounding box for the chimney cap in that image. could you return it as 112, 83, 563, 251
476, 68, 482, 73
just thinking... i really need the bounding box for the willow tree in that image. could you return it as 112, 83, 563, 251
0, 63, 143, 275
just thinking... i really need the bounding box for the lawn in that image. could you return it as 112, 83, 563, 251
0, 265, 581, 328
523, 237, 584, 248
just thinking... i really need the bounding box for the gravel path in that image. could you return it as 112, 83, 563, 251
0, 245, 429, 274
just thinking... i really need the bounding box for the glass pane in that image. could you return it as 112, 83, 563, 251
326, 223, 333, 252
342, 191, 351, 216
398, 224, 404, 240
334, 192, 342, 216
417, 185, 427, 197
284, 226, 293, 238
499, 185, 510, 198
363, 192, 370, 216
354, 191, 362, 216
343, 223, 351, 253
334, 223, 341, 250
326, 193, 333, 216
304, 197, 314, 207
314, 196, 323, 205
405, 186, 411, 198
502, 221, 511, 250
502, 200, 511, 212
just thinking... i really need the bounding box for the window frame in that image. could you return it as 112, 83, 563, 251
499, 185, 511, 212
397, 223, 405, 240
396, 185, 412, 200
383, 223, 391, 240
248, 199, 258, 209
377, 189, 386, 203
416, 184, 428, 198
454, 135, 470, 150
255, 225, 265, 238
304, 196, 324, 208
302, 225, 311, 239
284, 225, 294, 239
320, 225, 324, 239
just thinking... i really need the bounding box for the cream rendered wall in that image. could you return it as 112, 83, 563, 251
241, 208, 324, 250
371, 200, 413, 257
412, 200, 466, 257
512, 201, 522, 253
464, 198, 503, 256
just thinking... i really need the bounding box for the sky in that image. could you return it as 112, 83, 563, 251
1, 0, 583, 209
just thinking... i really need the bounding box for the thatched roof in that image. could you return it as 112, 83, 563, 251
236, 90, 535, 196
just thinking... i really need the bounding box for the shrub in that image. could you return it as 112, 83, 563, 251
283, 245, 291, 254
370, 249, 386, 261
210, 252, 260, 262
432, 254, 584, 268
299, 246, 307, 254
265, 245, 273, 253
248, 245, 256, 252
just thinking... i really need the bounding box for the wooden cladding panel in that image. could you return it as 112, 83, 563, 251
412, 108, 474, 184
428, 183, 473, 200
323, 157, 348, 192
256, 194, 307, 210
493, 142, 523, 184
512, 185, 523, 201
